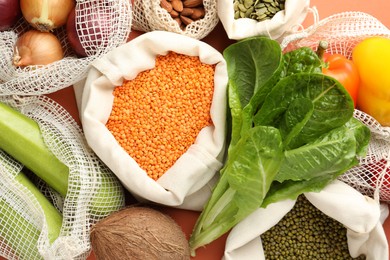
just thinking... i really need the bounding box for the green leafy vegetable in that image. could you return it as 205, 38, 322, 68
189, 126, 284, 255
188, 36, 371, 256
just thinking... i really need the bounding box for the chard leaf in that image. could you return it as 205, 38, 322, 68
254, 73, 354, 147
282, 47, 323, 77
261, 175, 334, 208
275, 125, 357, 182
223, 37, 284, 145
346, 117, 371, 156
279, 97, 314, 149
189, 126, 284, 256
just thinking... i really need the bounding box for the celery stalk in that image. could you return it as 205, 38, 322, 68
0, 171, 62, 259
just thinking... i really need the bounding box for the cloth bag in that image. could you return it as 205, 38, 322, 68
132, 0, 219, 40
223, 180, 389, 260
218, 0, 310, 40
76, 31, 228, 210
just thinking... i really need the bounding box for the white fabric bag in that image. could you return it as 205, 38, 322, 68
77, 31, 228, 211
223, 180, 389, 260
218, 0, 310, 40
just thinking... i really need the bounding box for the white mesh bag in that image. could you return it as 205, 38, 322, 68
0, 95, 125, 260
76, 31, 228, 210
223, 180, 389, 260
132, 0, 219, 40
280, 11, 390, 202
218, 0, 310, 40
0, 0, 132, 95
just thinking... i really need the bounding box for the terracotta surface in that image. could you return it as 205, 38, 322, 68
3, 1, 390, 259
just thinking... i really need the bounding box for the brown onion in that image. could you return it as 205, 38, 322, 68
13, 30, 64, 67
66, 4, 111, 57
0, 0, 21, 31
20, 0, 75, 32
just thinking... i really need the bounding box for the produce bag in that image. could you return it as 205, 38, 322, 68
0, 0, 132, 95
223, 180, 389, 260
280, 11, 390, 202
0, 95, 125, 260
132, 0, 219, 40
218, 0, 310, 40
76, 31, 228, 210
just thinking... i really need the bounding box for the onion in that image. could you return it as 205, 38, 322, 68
66, 4, 111, 57
0, 0, 21, 31
20, 0, 75, 32
13, 30, 64, 67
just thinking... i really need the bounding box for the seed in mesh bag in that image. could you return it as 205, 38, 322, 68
90, 206, 190, 260
105, 51, 215, 181
233, 0, 286, 22
160, 0, 205, 30
260, 195, 366, 260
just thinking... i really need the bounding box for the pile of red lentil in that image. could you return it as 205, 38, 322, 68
106, 51, 216, 180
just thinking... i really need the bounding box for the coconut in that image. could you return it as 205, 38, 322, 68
90, 206, 191, 260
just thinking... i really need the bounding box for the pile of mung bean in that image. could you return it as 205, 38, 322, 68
106, 51, 215, 181
260, 195, 366, 260
233, 0, 285, 21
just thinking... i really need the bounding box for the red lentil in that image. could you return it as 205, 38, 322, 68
106, 51, 215, 180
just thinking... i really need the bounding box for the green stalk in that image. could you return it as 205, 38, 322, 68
0, 101, 124, 215
0, 171, 62, 259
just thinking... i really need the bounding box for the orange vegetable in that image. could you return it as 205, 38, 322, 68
321, 53, 360, 107
316, 41, 360, 107
352, 36, 390, 126
106, 51, 215, 180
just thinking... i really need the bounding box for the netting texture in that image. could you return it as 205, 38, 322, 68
0, 0, 132, 95
281, 11, 390, 201
0, 95, 125, 260
132, 0, 219, 39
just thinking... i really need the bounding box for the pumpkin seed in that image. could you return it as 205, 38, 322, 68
233, 0, 286, 21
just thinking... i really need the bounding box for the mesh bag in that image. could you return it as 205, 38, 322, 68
132, 0, 219, 39
0, 0, 132, 95
280, 11, 390, 202
0, 95, 125, 260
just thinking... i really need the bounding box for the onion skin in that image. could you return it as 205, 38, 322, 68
66, 4, 111, 57
13, 30, 64, 67
0, 0, 21, 31
20, 0, 75, 32
66, 7, 86, 57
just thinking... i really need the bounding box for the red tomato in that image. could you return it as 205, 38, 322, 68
321, 53, 360, 107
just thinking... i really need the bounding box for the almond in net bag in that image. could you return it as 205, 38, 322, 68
76, 31, 228, 210
132, 0, 219, 39
0, 0, 131, 95
218, 0, 310, 40
0, 95, 125, 260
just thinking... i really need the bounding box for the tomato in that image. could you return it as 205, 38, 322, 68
321, 53, 360, 107
352, 36, 390, 126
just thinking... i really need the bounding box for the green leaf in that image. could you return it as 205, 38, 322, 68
254, 73, 354, 148
275, 125, 357, 182
189, 126, 284, 255
282, 47, 323, 77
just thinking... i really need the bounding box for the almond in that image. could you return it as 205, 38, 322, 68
170, 9, 180, 18
181, 7, 194, 16
190, 7, 205, 19
171, 0, 184, 12
180, 15, 194, 25
160, 0, 173, 13
182, 0, 203, 8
